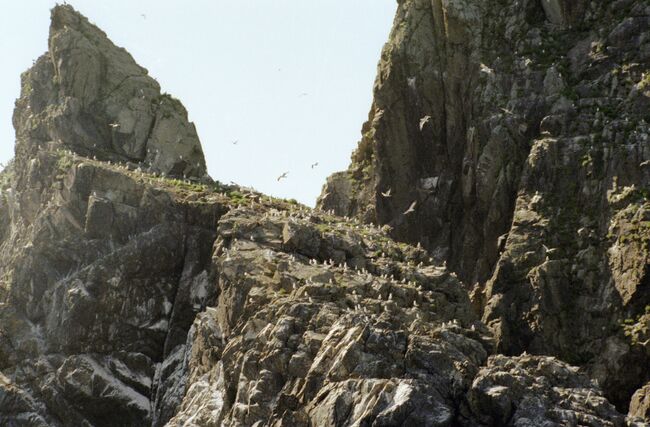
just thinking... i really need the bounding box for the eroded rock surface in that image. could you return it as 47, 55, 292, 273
319, 0, 650, 416
1, 138, 629, 425
0, 148, 225, 425
0, 3, 647, 427
14, 5, 207, 179
463, 354, 627, 426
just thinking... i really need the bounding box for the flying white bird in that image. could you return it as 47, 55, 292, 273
419, 116, 431, 131
404, 201, 417, 215
381, 188, 392, 198
108, 123, 120, 128
277, 172, 289, 181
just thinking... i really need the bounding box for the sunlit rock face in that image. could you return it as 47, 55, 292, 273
320, 0, 650, 416
0, 3, 647, 426
14, 5, 207, 180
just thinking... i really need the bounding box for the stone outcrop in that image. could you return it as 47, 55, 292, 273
0, 3, 647, 426
464, 354, 627, 426
630, 382, 650, 422
0, 148, 224, 425
319, 0, 650, 416
13, 5, 207, 180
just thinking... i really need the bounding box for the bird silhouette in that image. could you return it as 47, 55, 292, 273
141, 13, 146, 19
404, 201, 417, 215
311, 162, 319, 169
381, 188, 392, 198
277, 172, 289, 181
232, 140, 239, 145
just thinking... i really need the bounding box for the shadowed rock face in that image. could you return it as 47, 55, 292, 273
0, 4, 647, 427
319, 0, 650, 415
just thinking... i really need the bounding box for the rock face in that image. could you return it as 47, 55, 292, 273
14, 5, 207, 180
0, 152, 223, 426
0, 4, 646, 427
464, 354, 627, 426
319, 0, 650, 416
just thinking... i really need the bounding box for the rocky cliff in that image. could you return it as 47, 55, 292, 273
320, 0, 650, 419
0, 3, 648, 427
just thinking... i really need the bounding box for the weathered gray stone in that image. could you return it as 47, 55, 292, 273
319, 0, 650, 417
0, 2, 646, 426
463, 354, 626, 426
13, 5, 207, 179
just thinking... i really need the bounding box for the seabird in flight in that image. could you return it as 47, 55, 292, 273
277, 172, 289, 181
404, 201, 417, 215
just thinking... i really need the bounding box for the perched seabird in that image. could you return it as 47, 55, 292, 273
407, 77, 417, 90
419, 116, 431, 131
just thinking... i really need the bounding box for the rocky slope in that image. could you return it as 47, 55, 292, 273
320, 0, 650, 418
0, 3, 647, 427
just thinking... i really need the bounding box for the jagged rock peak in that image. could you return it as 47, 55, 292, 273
13, 4, 208, 179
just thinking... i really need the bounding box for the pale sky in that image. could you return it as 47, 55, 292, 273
0, 1, 396, 205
